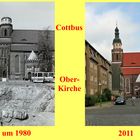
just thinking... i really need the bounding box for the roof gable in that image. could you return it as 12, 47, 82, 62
28, 50, 38, 60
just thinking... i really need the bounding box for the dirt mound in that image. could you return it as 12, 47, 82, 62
0, 82, 54, 126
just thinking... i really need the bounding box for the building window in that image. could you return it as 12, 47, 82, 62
89, 48, 92, 54
15, 55, 20, 73
116, 54, 119, 60
125, 78, 130, 93
90, 75, 93, 82
3, 70, 6, 78
4, 29, 7, 36
90, 61, 93, 68
90, 89, 94, 95
94, 77, 97, 83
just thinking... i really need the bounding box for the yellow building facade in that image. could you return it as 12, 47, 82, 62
85, 40, 112, 95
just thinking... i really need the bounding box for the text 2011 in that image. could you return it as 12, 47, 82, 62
118, 130, 133, 136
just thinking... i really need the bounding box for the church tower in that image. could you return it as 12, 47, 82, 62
0, 17, 13, 78
112, 26, 123, 64
0, 17, 13, 37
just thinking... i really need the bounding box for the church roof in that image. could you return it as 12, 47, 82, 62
11, 30, 54, 51
27, 50, 38, 61
122, 52, 140, 75
122, 68, 140, 75
12, 30, 39, 43
122, 53, 140, 67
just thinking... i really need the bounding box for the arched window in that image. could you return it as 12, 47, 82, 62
3, 70, 6, 78
116, 54, 119, 61
15, 55, 20, 73
126, 78, 130, 93
4, 29, 7, 36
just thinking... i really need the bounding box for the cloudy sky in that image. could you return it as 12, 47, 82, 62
0, 2, 54, 30
86, 3, 140, 61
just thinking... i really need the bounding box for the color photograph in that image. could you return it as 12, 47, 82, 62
85, 3, 140, 126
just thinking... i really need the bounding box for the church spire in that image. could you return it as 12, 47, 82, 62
116, 20, 118, 27
113, 25, 122, 45
112, 24, 123, 63
115, 27, 119, 39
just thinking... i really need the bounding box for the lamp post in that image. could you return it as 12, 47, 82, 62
99, 82, 102, 107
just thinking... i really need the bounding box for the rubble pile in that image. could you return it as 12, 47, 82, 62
0, 83, 54, 126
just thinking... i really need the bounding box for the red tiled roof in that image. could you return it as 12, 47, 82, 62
122, 68, 140, 75
122, 52, 140, 75
123, 53, 140, 67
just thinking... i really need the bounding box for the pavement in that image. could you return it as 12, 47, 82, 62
86, 98, 140, 126
86, 101, 113, 110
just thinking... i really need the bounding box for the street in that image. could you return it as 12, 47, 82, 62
86, 98, 140, 126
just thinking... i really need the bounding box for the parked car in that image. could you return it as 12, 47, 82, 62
44, 72, 55, 83
31, 72, 45, 83
114, 97, 126, 105
31, 72, 54, 83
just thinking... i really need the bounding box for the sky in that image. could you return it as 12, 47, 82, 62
0, 2, 54, 30
86, 3, 140, 61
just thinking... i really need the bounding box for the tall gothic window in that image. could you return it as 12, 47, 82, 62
3, 70, 6, 78
15, 55, 20, 73
116, 54, 118, 61
4, 29, 7, 37
126, 78, 130, 93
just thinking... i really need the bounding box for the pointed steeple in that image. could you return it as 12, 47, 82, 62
113, 25, 122, 45
112, 24, 123, 63
115, 27, 119, 39
27, 50, 38, 61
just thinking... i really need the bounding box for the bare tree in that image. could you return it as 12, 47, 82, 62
38, 28, 53, 72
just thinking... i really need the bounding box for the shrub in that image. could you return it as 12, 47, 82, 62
101, 94, 108, 102
85, 94, 97, 106
85, 88, 112, 106
102, 88, 112, 101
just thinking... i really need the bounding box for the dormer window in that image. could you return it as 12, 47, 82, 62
21, 38, 27, 41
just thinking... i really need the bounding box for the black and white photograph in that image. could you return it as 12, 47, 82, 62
0, 2, 55, 126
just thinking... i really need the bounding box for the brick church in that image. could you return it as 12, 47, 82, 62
0, 17, 54, 80
112, 26, 140, 96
